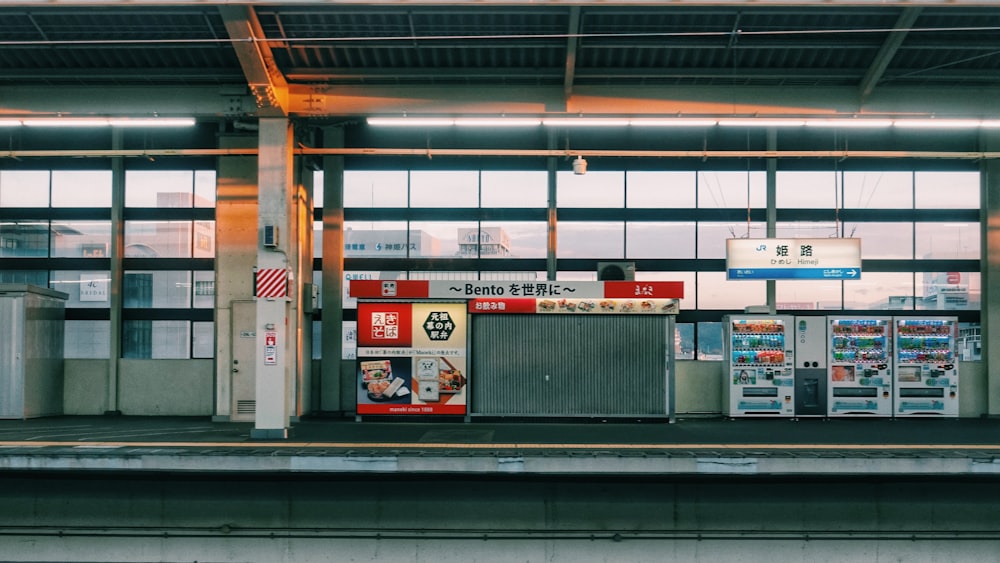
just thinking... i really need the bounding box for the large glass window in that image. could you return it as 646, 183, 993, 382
844, 272, 913, 309
409, 221, 478, 258
842, 171, 912, 209
481, 171, 547, 208
52, 170, 111, 208
558, 222, 625, 258
626, 222, 695, 259
479, 221, 546, 258
410, 171, 479, 208
697, 222, 766, 259
697, 171, 765, 208
124, 221, 192, 258
626, 171, 696, 208
557, 171, 625, 208
343, 170, 408, 207
50, 271, 111, 308
0, 220, 48, 257
698, 272, 765, 309
50, 221, 111, 258
0, 170, 49, 207
777, 171, 838, 208
915, 222, 979, 260
845, 222, 913, 259
915, 171, 978, 209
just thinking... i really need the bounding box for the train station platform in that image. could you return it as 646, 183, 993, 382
1, 415, 999, 477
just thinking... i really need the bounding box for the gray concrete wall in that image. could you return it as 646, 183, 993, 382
64, 359, 213, 416
63, 359, 110, 415
118, 359, 213, 415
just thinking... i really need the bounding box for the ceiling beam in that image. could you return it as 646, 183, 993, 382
858, 7, 922, 105
563, 7, 582, 103
218, 5, 289, 116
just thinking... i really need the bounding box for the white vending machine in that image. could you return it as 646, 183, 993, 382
893, 317, 959, 417
827, 316, 892, 417
723, 315, 795, 417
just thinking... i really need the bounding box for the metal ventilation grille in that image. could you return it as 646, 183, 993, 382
471, 315, 668, 417
236, 400, 256, 415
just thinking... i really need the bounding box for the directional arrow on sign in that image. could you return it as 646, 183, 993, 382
847, 269, 858, 277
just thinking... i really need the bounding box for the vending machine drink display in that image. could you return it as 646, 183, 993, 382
893, 317, 959, 417
827, 317, 892, 417
723, 315, 795, 417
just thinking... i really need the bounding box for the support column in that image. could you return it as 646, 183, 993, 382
252, 118, 295, 439
765, 128, 777, 314
982, 130, 1000, 416
214, 134, 259, 421
106, 130, 124, 415
546, 131, 558, 281
320, 126, 346, 413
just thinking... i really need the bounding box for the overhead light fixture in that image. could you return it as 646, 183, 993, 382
718, 119, 806, 127
367, 117, 455, 127
454, 118, 541, 127
893, 119, 982, 129
23, 118, 111, 127
542, 118, 630, 127
805, 119, 893, 128
14, 117, 196, 128
629, 118, 718, 127
572, 155, 588, 175
107, 118, 196, 128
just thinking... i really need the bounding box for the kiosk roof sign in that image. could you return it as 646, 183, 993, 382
726, 238, 861, 280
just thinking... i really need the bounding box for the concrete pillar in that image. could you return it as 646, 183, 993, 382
252, 118, 295, 438
320, 126, 346, 413
982, 130, 1000, 416
106, 130, 125, 414
214, 134, 258, 421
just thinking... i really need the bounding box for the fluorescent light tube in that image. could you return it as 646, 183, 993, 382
367, 118, 455, 127
804, 119, 893, 128
542, 118, 631, 127
453, 118, 541, 127
893, 119, 982, 129
108, 118, 196, 127
23, 118, 111, 127
718, 119, 806, 127
629, 118, 717, 127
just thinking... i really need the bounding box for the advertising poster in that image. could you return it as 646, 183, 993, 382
356, 301, 468, 415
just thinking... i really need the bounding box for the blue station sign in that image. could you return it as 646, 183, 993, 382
726, 238, 862, 281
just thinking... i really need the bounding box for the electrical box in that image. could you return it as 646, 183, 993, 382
302, 283, 319, 314
262, 225, 279, 248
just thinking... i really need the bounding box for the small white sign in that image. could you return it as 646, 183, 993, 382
264, 345, 277, 365
79, 273, 109, 302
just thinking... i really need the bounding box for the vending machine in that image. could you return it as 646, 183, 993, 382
893, 317, 959, 417
723, 315, 795, 417
827, 316, 892, 417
